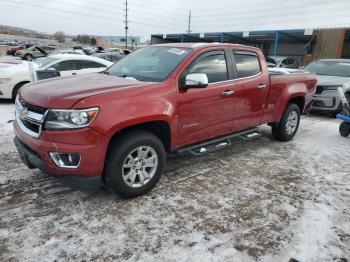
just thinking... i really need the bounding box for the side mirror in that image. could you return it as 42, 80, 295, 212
184, 73, 208, 88
46, 67, 55, 71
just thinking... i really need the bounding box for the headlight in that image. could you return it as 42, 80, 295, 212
44, 107, 99, 130
0, 78, 11, 84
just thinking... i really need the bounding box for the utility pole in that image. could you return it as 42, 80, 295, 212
124, 0, 129, 49
187, 10, 192, 34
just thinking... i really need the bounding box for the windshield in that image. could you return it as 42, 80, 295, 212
266, 57, 277, 64
305, 60, 350, 77
34, 57, 58, 68
106, 46, 191, 82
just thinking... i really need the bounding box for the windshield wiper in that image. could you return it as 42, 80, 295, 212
101, 70, 110, 75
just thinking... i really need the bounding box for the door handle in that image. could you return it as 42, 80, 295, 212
257, 84, 267, 89
72, 73, 77, 75
222, 90, 235, 96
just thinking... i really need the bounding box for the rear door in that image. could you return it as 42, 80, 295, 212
177, 50, 236, 146
231, 50, 270, 131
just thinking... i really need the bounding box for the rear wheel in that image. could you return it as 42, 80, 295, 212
104, 130, 166, 198
339, 122, 350, 137
272, 103, 300, 141
24, 54, 33, 61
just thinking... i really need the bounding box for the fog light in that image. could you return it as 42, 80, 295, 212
49, 152, 81, 168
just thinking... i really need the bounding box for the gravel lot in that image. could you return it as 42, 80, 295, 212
0, 101, 349, 261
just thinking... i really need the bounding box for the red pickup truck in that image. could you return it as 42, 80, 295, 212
14, 43, 317, 198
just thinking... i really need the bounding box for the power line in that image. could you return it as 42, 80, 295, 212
1, 1, 124, 34
2, 0, 120, 21
1, 0, 184, 33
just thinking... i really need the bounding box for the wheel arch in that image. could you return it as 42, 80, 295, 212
107, 120, 172, 153
12, 81, 31, 99
288, 96, 305, 113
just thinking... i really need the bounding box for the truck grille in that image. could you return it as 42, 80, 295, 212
315, 86, 339, 95
21, 119, 41, 133
15, 97, 47, 138
315, 86, 324, 95
20, 101, 47, 114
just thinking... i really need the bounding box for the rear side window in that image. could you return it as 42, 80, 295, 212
188, 52, 228, 83
79, 60, 106, 69
51, 60, 79, 71
234, 51, 261, 78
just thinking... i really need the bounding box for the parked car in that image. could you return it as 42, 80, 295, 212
106, 48, 124, 55
266, 56, 300, 69
13, 43, 316, 198
0, 54, 112, 100
85, 46, 105, 55
123, 49, 132, 55
15, 46, 56, 60
6, 44, 32, 56
91, 52, 125, 63
304, 59, 350, 115
49, 50, 85, 56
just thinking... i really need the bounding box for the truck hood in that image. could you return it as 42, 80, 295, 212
316, 75, 350, 87
20, 73, 152, 108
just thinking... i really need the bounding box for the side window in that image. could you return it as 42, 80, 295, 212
79, 60, 106, 69
51, 60, 79, 71
234, 51, 261, 78
287, 58, 296, 65
188, 52, 228, 83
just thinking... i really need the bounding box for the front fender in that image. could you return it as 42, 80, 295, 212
81, 95, 177, 143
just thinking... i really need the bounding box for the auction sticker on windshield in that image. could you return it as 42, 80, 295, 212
168, 48, 186, 55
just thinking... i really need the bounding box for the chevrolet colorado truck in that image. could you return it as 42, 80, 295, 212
14, 43, 317, 198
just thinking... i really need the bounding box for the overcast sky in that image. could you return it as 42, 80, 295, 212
0, 0, 350, 40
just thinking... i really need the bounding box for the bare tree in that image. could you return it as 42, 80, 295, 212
54, 31, 65, 43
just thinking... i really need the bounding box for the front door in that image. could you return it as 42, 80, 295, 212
177, 50, 236, 147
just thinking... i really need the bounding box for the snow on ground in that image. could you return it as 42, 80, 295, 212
0, 101, 349, 261
0, 101, 15, 154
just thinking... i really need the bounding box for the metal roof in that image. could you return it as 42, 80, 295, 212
151, 29, 319, 45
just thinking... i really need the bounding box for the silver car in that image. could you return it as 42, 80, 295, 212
305, 59, 350, 114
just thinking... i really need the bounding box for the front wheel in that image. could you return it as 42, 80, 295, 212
104, 130, 166, 198
24, 54, 33, 61
272, 103, 301, 141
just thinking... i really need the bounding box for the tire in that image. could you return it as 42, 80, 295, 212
104, 130, 166, 198
339, 122, 350, 137
346, 92, 350, 104
24, 54, 33, 61
272, 103, 301, 141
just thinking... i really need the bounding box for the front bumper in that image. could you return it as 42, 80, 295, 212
14, 121, 109, 191
310, 92, 341, 113
0, 80, 16, 99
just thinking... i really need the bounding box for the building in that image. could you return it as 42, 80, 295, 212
96, 35, 141, 49
151, 28, 350, 65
